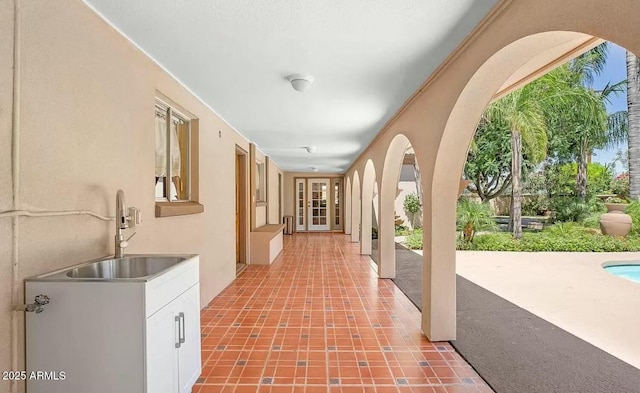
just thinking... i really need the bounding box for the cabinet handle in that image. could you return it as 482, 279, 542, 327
175, 315, 181, 348
179, 312, 186, 345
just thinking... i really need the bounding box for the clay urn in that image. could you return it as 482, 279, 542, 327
600, 204, 632, 237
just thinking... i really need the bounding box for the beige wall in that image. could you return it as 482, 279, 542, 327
0, 1, 282, 385
0, 0, 15, 378
268, 160, 284, 225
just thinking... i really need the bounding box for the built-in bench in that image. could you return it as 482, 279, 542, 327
250, 224, 285, 265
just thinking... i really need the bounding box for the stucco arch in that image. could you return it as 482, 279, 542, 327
351, 171, 361, 242
345, 177, 352, 235
361, 160, 377, 255
424, 30, 640, 340
378, 134, 413, 278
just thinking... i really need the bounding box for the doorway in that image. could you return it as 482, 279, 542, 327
295, 178, 341, 232
235, 147, 248, 273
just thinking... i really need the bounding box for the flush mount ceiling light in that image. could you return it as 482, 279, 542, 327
310, 167, 319, 172
287, 74, 314, 92
304, 146, 317, 153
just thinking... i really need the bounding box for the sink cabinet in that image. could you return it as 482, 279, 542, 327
25, 255, 201, 393
147, 283, 201, 393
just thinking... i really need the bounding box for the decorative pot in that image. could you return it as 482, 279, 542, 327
600, 211, 632, 237
605, 203, 630, 213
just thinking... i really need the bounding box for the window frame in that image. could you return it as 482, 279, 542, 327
255, 159, 267, 204
154, 96, 203, 218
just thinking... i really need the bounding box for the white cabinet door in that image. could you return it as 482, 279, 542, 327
177, 284, 202, 393
146, 304, 180, 393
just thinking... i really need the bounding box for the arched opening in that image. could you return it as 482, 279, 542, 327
371, 180, 380, 260
378, 134, 413, 278
361, 160, 377, 255
351, 171, 361, 242
424, 31, 640, 388
345, 177, 352, 236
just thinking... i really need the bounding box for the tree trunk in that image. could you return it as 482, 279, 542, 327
577, 139, 588, 201
627, 51, 640, 199
509, 130, 523, 239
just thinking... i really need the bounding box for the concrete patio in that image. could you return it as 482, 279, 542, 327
456, 251, 640, 370
384, 247, 640, 392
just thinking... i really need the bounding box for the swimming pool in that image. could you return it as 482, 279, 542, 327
603, 264, 640, 284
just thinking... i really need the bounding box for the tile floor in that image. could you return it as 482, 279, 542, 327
193, 233, 492, 393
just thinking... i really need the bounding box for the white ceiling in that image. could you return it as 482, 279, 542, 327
84, 0, 497, 173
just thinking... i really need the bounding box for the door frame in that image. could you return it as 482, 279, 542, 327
235, 146, 249, 266
293, 176, 344, 232
307, 178, 331, 231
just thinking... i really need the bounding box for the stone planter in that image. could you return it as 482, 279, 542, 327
600, 204, 632, 237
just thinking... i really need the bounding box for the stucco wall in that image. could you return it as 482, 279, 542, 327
0, 0, 15, 378
0, 0, 282, 385
268, 161, 283, 225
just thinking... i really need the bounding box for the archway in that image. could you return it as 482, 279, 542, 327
425, 31, 636, 340
351, 171, 361, 242
345, 177, 352, 235
379, 134, 412, 278
361, 160, 377, 255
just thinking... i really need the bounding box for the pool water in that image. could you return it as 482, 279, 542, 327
604, 265, 640, 284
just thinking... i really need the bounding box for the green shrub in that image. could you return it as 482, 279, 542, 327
625, 201, 640, 234
458, 231, 640, 252
395, 225, 410, 236
611, 172, 629, 199
522, 195, 550, 216
544, 222, 584, 237
456, 198, 496, 242
550, 197, 590, 223
581, 213, 602, 229
469, 232, 519, 251
404, 229, 423, 250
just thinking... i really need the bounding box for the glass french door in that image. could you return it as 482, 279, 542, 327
295, 179, 306, 231
308, 179, 330, 231
295, 178, 331, 231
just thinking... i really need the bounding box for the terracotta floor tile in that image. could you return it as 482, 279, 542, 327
194, 234, 492, 392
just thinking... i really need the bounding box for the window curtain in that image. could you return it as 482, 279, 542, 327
155, 113, 181, 178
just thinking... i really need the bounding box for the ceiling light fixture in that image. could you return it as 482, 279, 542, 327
304, 146, 317, 153
287, 74, 314, 92
310, 167, 319, 172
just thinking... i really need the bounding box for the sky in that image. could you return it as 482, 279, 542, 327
590, 42, 628, 174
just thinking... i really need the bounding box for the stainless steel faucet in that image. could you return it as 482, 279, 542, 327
115, 190, 140, 258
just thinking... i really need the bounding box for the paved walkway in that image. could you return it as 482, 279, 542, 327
390, 247, 640, 392
193, 233, 492, 393
457, 251, 640, 370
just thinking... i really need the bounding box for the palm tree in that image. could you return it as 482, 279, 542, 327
545, 44, 627, 201
627, 51, 640, 199
456, 198, 496, 242
572, 45, 627, 200
485, 81, 548, 239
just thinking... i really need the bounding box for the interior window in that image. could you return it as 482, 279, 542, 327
255, 160, 266, 203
